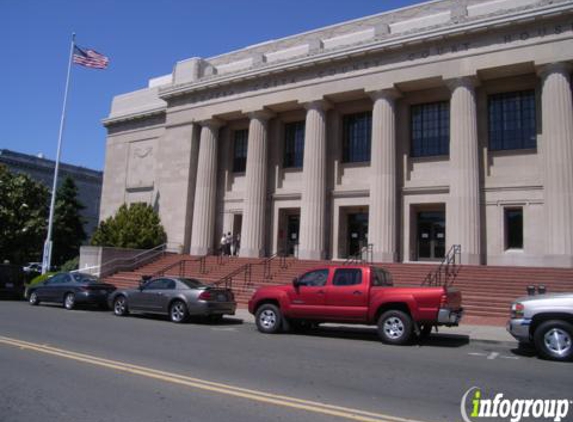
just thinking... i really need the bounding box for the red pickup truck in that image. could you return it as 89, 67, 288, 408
248, 265, 463, 345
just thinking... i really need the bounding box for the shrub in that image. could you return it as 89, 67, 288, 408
60, 256, 79, 272
91, 203, 167, 249
28, 272, 56, 287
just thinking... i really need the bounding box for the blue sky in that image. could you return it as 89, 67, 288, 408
2, 0, 421, 171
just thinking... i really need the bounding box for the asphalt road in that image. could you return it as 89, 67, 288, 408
0, 300, 571, 422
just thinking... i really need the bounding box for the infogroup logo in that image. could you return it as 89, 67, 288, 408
461, 387, 571, 422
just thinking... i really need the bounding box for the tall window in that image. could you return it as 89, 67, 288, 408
488, 90, 536, 151
410, 101, 450, 157
283, 121, 305, 168
233, 129, 248, 173
343, 112, 372, 163
505, 208, 523, 250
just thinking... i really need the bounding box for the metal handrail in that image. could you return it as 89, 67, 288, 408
421, 244, 462, 287
262, 250, 288, 280
94, 243, 167, 277
343, 243, 374, 265
212, 263, 252, 290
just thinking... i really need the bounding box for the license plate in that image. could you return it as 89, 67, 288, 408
217, 293, 227, 302
5, 283, 13, 288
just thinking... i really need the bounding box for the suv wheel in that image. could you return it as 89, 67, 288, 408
377, 310, 413, 345
255, 304, 283, 334
533, 320, 573, 362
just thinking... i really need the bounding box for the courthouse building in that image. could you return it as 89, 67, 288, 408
101, 0, 573, 267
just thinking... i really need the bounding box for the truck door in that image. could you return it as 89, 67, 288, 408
288, 269, 329, 318
325, 268, 368, 321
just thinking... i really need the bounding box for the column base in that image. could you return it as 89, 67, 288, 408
543, 254, 573, 268
190, 246, 210, 256
460, 253, 481, 266
298, 249, 324, 260
240, 248, 265, 258
372, 251, 397, 263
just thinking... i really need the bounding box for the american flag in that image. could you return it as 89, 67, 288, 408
73, 46, 109, 69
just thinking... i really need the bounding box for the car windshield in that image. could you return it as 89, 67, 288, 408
178, 278, 206, 289
71, 273, 99, 284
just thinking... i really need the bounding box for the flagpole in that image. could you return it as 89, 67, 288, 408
42, 32, 76, 274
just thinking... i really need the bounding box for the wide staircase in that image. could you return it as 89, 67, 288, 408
103, 252, 573, 326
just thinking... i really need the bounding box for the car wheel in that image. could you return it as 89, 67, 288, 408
255, 304, 283, 334
169, 300, 189, 323
64, 293, 75, 310
113, 296, 129, 316
533, 320, 573, 362
377, 310, 413, 345
29, 291, 40, 306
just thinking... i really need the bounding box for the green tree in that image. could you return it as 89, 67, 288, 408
52, 176, 87, 266
91, 203, 167, 249
0, 165, 49, 264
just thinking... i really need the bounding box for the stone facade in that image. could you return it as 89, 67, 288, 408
101, 0, 573, 267
0, 149, 103, 237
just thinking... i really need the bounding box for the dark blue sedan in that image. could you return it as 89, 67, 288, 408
27, 272, 116, 310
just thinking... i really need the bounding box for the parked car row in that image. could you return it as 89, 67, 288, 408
19, 265, 573, 362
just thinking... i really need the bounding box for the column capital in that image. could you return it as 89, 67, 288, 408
536, 62, 573, 79
301, 99, 332, 112
444, 75, 480, 92
197, 117, 224, 129
368, 87, 402, 102
246, 109, 275, 122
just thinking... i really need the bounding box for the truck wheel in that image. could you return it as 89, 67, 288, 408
255, 304, 283, 334
377, 310, 413, 345
533, 320, 573, 362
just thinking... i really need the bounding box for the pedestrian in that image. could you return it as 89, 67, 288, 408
234, 233, 240, 256
226, 232, 233, 256
220, 233, 227, 255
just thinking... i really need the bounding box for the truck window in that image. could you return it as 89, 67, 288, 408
332, 269, 362, 286
371, 267, 393, 286
298, 269, 329, 287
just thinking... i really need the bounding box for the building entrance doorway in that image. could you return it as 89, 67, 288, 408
347, 212, 368, 257
416, 210, 445, 261
278, 208, 300, 256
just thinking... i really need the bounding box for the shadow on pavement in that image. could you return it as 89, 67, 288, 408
294, 325, 470, 348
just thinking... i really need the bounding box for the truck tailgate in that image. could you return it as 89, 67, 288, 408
445, 288, 462, 309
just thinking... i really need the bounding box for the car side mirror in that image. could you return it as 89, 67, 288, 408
292, 277, 300, 288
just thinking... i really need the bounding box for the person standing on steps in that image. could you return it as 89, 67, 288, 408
220, 233, 227, 256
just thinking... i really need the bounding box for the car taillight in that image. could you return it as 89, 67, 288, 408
198, 291, 212, 301
511, 303, 524, 319
440, 293, 448, 308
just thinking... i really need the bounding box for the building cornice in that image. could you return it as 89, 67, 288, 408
102, 106, 166, 127
158, 1, 573, 101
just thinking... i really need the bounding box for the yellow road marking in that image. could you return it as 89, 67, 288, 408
0, 335, 431, 422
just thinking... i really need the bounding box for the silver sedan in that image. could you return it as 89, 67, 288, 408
109, 277, 236, 323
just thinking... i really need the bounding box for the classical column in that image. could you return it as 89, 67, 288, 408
539, 63, 573, 266
240, 111, 272, 258
448, 77, 481, 265
299, 100, 329, 260
190, 119, 222, 256
368, 89, 399, 263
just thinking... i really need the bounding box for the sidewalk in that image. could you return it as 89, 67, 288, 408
233, 308, 516, 346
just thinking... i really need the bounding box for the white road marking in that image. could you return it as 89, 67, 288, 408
468, 352, 519, 360
211, 327, 237, 332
